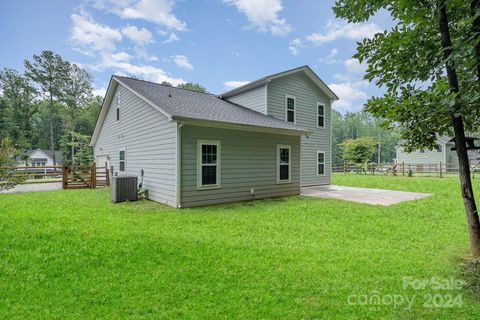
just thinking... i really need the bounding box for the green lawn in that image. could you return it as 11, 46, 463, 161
0, 174, 479, 319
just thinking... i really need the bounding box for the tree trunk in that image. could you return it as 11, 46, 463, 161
49, 95, 56, 165
71, 130, 75, 167
472, 0, 480, 82
438, 0, 480, 257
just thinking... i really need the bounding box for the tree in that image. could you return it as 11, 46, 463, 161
333, 0, 480, 256
0, 138, 25, 191
0, 68, 37, 149
31, 100, 66, 151
177, 82, 208, 93
161, 81, 173, 86
76, 96, 102, 137
331, 110, 399, 164
339, 137, 377, 165
60, 131, 93, 166
61, 63, 93, 166
24, 51, 69, 165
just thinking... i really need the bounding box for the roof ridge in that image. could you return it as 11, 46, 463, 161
113, 75, 218, 97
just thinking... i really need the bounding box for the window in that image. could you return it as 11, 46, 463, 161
317, 151, 325, 175
435, 144, 443, 152
277, 145, 291, 183
420, 149, 425, 153
119, 149, 126, 172
116, 95, 120, 121
317, 103, 325, 128
197, 140, 221, 189
285, 95, 296, 123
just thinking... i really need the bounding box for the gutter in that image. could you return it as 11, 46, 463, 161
171, 116, 312, 137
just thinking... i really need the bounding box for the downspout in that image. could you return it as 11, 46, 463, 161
176, 122, 185, 208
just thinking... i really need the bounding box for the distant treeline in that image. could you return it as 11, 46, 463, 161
332, 110, 399, 164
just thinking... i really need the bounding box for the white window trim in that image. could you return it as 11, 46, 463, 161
317, 103, 325, 128
317, 151, 326, 176
119, 147, 126, 174
197, 140, 221, 190
277, 144, 292, 184
284, 94, 296, 124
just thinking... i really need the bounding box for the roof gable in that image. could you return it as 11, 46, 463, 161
220, 65, 339, 101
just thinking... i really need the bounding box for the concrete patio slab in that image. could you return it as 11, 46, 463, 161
301, 185, 432, 206
0, 182, 62, 194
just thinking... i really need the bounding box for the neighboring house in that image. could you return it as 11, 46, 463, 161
90, 66, 338, 208
395, 136, 480, 167
23, 149, 62, 166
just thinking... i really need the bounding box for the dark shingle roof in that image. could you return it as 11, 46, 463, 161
114, 76, 310, 134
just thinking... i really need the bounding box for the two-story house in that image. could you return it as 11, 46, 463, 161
91, 66, 338, 207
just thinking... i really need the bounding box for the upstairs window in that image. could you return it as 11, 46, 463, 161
317, 151, 325, 175
285, 95, 296, 123
277, 145, 291, 183
435, 144, 443, 152
317, 103, 325, 128
119, 149, 126, 172
197, 140, 221, 189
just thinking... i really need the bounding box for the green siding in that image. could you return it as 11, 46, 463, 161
267, 72, 331, 186
180, 125, 300, 207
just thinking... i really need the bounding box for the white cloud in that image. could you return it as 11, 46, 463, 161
121, 25, 153, 46
306, 20, 382, 45
223, 80, 250, 89
70, 10, 183, 85
344, 58, 366, 73
134, 47, 159, 61
93, 87, 107, 97
105, 60, 184, 84
171, 55, 193, 71
329, 81, 369, 112
319, 48, 340, 65
70, 11, 123, 53
92, 0, 186, 31
224, 0, 291, 36
163, 32, 179, 43
288, 38, 303, 56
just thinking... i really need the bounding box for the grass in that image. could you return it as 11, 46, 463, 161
0, 174, 479, 319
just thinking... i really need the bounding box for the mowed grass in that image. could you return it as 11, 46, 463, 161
0, 174, 479, 319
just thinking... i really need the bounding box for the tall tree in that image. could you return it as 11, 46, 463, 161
24, 51, 69, 165
333, 0, 480, 256
177, 82, 208, 93
0, 69, 37, 149
61, 63, 93, 165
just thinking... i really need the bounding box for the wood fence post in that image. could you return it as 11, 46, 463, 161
62, 164, 68, 189
105, 161, 110, 186
91, 163, 96, 189
402, 162, 405, 176
439, 162, 443, 178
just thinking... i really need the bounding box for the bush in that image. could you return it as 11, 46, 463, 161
0, 138, 26, 191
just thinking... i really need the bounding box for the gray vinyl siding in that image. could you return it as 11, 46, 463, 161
447, 146, 459, 167
267, 72, 331, 186
225, 85, 266, 114
94, 84, 177, 207
396, 143, 447, 165
180, 125, 300, 207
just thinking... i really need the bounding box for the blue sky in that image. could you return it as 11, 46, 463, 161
0, 0, 389, 113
